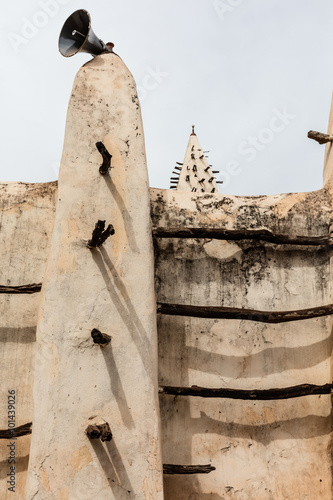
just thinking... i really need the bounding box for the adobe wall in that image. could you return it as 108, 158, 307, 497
0, 182, 57, 499
1, 53, 333, 500
151, 187, 333, 499
1, 180, 333, 500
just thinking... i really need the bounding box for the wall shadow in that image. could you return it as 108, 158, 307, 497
90, 439, 133, 497
183, 410, 332, 446
163, 475, 224, 500
158, 313, 333, 498
101, 346, 135, 429
0, 455, 29, 480
103, 174, 139, 254
91, 248, 152, 379
0, 327, 36, 343
186, 335, 332, 378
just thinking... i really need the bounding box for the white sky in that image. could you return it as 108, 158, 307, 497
1, 0, 333, 196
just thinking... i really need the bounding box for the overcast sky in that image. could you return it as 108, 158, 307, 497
1, 0, 333, 196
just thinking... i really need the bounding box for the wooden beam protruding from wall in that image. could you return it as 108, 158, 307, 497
0, 422, 32, 439
86, 423, 113, 442
308, 130, 333, 145
96, 142, 112, 175
163, 464, 216, 475
87, 220, 115, 248
0, 284, 42, 294
159, 384, 333, 400
91, 329, 111, 346
153, 227, 332, 246
157, 303, 333, 323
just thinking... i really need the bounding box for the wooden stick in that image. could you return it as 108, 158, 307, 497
0, 422, 32, 439
96, 142, 112, 175
86, 423, 113, 442
0, 284, 42, 294
163, 464, 216, 475
307, 130, 333, 145
157, 302, 333, 323
153, 227, 332, 246
91, 329, 111, 346
159, 384, 333, 400
87, 220, 115, 248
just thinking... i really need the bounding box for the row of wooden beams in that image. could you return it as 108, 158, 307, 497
0, 225, 330, 296
153, 227, 332, 246
159, 383, 333, 400
157, 302, 333, 323
0, 284, 42, 294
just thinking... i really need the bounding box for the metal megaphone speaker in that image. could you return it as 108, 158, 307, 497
59, 9, 113, 58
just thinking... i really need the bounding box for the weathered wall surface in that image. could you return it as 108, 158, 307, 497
25, 53, 164, 500
0, 182, 57, 499
151, 187, 333, 499
1, 55, 333, 500
1, 183, 333, 499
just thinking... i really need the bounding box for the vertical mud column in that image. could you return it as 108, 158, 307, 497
25, 53, 163, 499
323, 91, 333, 186
323, 93, 333, 500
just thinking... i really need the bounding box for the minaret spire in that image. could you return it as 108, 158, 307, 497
170, 126, 221, 193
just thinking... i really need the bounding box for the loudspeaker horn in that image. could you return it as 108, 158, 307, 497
59, 9, 113, 58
